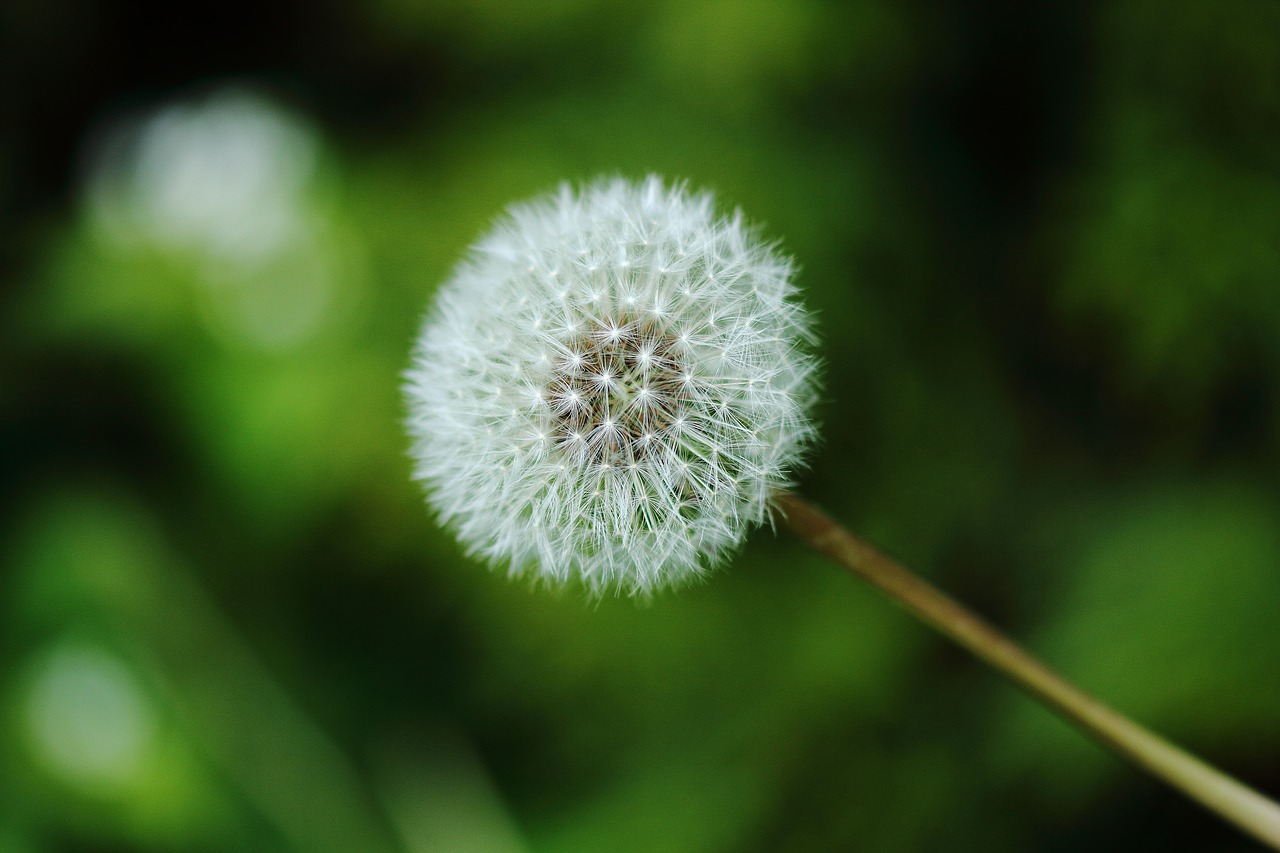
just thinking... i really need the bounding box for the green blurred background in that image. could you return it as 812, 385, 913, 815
3, 1, 1279, 851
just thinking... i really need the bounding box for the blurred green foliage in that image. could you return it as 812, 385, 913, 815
2, 2, 1279, 852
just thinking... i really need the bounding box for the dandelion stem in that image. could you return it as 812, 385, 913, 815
774, 491, 1280, 850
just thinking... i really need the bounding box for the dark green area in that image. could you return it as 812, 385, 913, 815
2, 2, 1279, 851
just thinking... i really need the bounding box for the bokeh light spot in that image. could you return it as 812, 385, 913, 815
23, 641, 157, 791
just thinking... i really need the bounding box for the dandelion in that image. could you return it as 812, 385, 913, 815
405, 176, 817, 595
403, 175, 1280, 846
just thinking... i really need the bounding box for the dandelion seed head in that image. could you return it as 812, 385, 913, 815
405, 175, 818, 596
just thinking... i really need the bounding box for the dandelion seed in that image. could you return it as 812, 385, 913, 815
404, 176, 818, 595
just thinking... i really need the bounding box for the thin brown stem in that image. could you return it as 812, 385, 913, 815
774, 492, 1280, 850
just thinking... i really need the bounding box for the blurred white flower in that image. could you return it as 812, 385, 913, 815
87, 89, 319, 263
405, 176, 817, 595
23, 642, 156, 790
81, 89, 363, 352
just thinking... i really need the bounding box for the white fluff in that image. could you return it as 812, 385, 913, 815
405, 176, 818, 595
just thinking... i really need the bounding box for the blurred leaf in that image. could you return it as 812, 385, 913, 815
1055, 129, 1280, 397
996, 483, 1280, 798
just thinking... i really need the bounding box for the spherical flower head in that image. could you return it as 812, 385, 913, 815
405, 176, 818, 596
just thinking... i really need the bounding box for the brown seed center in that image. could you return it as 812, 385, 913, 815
548, 315, 686, 467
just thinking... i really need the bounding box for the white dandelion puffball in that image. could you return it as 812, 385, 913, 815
405, 176, 818, 595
